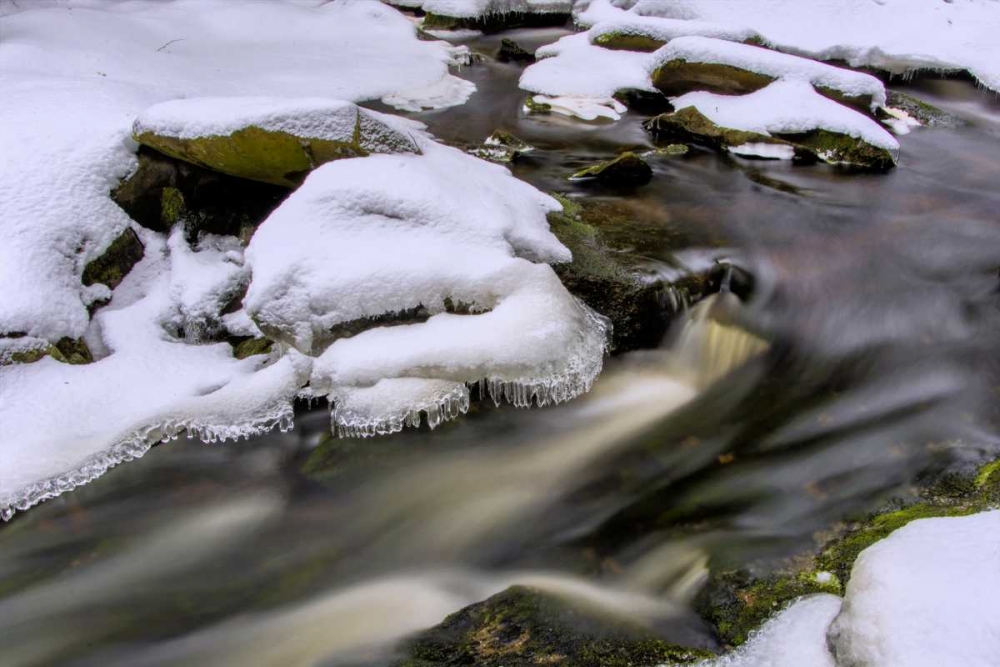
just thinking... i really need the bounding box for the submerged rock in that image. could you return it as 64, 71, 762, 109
548, 194, 711, 353
466, 129, 536, 164
391, 586, 713, 666
132, 98, 420, 188
81, 227, 145, 292
497, 38, 536, 63
569, 152, 653, 187
112, 147, 287, 240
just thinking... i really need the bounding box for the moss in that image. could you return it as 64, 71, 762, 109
697, 570, 842, 647
524, 95, 553, 114
160, 186, 187, 226
394, 585, 714, 666
81, 227, 145, 290
569, 152, 653, 187
231, 336, 274, 360
652, 59, 775, 98
3, 337, 92, 366
593, 31, 666, 52
777, 129, 896, 171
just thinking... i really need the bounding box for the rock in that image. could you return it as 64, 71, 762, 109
593, 30, 666, 52
1, 335, 92, 366
112, 147, 288, 238
486, 129, 534, 153
497, 38, 536, 63
612, 89, 675, 115
82, 227, 145, 291
569, 152, 653, 187
880, 90, 965, 128
230, 336, 274, 360
652, 60, 876, 114
466, 130, 536, 164
524, 95, 553, 114
132, 102, 419, 188
422, 10, 570, 34
644, 108, 896, 171
391, 586, 714, 667
548, 194, 712, 353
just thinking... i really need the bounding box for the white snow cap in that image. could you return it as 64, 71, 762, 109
245, 136, 609, 436
829, 510, 1000, 667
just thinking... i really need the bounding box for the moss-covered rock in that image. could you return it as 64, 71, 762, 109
423, 10, 569, 33
133, 109, 419, 188
230, 336, 274, 360
593, 31, 666, 53
645, 108, 896, 170
548, 194, 711, 353
112, 147, 288, 238
466, 130, 536, 164
497, 38, 536, 63
524, 95, 553, 114
569, 152, 653, 187
82, 227, 144, 291
1, 336, 93, 366
881, 90, 966, 128
392, 586, 714, 667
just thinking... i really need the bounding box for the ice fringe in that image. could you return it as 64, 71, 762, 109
0, 404, 295, 522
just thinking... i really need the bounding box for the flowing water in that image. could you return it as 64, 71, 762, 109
4, 28, 1000, 667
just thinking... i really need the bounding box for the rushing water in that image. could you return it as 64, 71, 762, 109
4, 28, 1000, 667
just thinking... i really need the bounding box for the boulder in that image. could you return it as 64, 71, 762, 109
569, 152, 653, 187
82, 227, 145, 292
391, 586, 714, 666
422, 10, 569, 33
497, 38, 536, 63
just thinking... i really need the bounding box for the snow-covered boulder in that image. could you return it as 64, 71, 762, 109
133, 98, 421, 188
244, 137, 610, 437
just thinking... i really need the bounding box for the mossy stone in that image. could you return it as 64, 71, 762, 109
2, 337, 93, 366
524, 95, 553, 114
569, 152, 653, 187
497, 38, 536, 63
82, 227, 144, 290
230, 336, 274, 360
882, 90, 965, 127
652, 59, 775, 98
160, 186, 187, 226
392, 586, 714, 667
593, 31, 666, 52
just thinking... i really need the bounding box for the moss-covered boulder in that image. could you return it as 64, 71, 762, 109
593, 31, 667, 53
230, 336, 274, 360
133, 102, 419, 188
569, 152, 653, 187
881, 90, 965, 128
1, 335, 93, 366
548, 194, 711, 353
497, 38, 536, 63
644, 108, 896, 170
466, 130, 535, 164
82, 227, 144, 291
112, 147, 288, 238
392, 586, 714, 667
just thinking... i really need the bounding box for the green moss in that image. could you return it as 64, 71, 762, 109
778, 129, 896, 171
394, 585, 714, 666
160, 186, 187, 226
231, 336, 274, 360
645, 107, 783, 152
81, 227, 145, 290
3, 337, 92, 366
652, 59, 775, 97
524, 95, 553, 114
593, 31, 666, 52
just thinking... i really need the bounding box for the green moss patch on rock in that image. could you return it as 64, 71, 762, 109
652, 59, 776, 98
645, 107, 895, 170
82, 227, 144, 291
548, 194, 712, 353
1, 336, 93, 366
593, 31, 666, 53
569, 152, 653, 187
881, 90, 966, 127
230, 336, 274, 360
392, 585, 714, 667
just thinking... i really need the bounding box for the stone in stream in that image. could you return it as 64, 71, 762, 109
569, 152, 653, 187
879, 90, 966, 128
390, 585, 714, 667
465, 129, 536, 164
497, 38, 536, 63
422, 9, 570, 34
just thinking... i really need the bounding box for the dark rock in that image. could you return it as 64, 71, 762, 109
112, 147, 287, 239
423, 11, 570, 34
497, 38, 536, 63
548, 194, 712, 353
466, 129, 536, 164
82, 227, 144, 291
569, 152, 653, 187
1, 336, 92, 366
593, 30, 666, 52
391, 585, 714, 667
881, 90, 966, 128
613, 89, 674, 115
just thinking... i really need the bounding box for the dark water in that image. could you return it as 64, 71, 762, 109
3, 29, 1000, 667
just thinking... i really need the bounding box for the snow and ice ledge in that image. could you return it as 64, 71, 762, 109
245, 136, 610, 437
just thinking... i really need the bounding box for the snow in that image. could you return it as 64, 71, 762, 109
672, 81, 900, 153
245, 137, 609, 436
0, 230, 311, 520
690, 595, 842, 667
627, 0, 1000, 93
828, 510, 1000, 667
726, 143, 797, 161
0, 0, 473, 343
531, 94, 629, 121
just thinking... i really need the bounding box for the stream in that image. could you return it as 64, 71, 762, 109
3, 26, 1000, 667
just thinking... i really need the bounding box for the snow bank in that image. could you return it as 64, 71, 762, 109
246, 137, 609, 436
829, 510, 1000, 667
625, 0, 1000, 92
672, 81, 899, 152
0, 0, 472, 343
691, 595, 842, 667
0, 231, 311, 520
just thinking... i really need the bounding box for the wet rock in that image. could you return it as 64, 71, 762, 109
645, 108, 896, 170
497, 38, 536, 63
652, 60, 875, 114
422, 11, 570, 34
112, 147, 287, 238
881, 90, 966, 128
569, 152, 653, 187
612, 89, 675, 115
133, 110, 419, 188
524, 95, 553, 114
548, 194, 711, 353
466, 130, 535, 164
82, 227, 144, 291
392, 586, 714, 667
593, 30, 666, 53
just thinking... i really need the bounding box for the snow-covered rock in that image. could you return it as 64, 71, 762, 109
133, 98, 422, 187
245, 137, 610, 437
828, 510, 1000, 667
